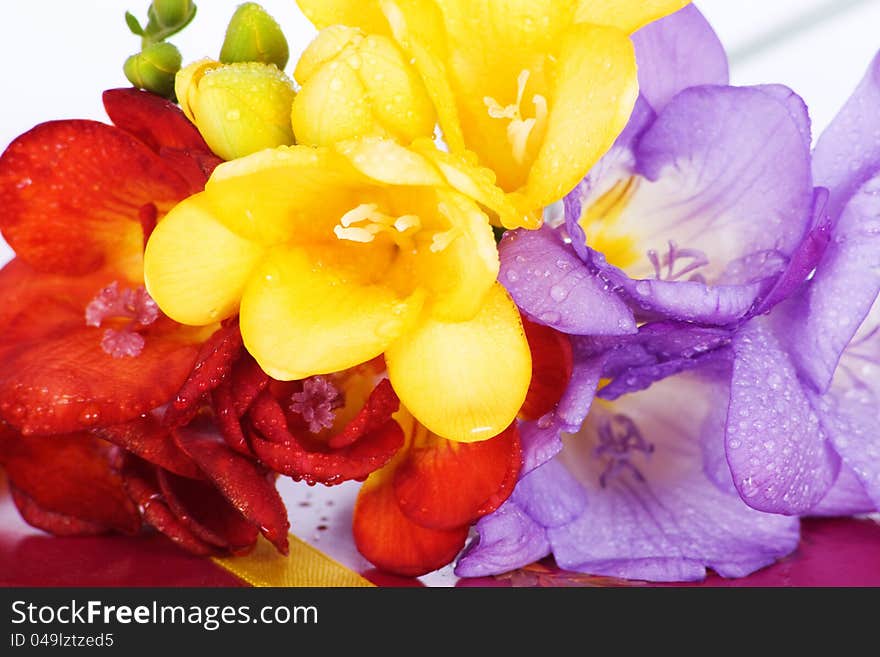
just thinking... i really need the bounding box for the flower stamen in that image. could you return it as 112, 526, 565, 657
290, 375, 345, 434
85, 281, 161, 358
334, 203, 422, 250
594, 413, 654, 488
484, 69, 549, 165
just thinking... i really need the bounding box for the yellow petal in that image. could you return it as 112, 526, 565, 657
410, 138, 529, 229
379, 0, 466, 152
294, 25, 364, 84
295, 0, 390, 35
385, 282, 531, 443
175, 59, 221, 123
290, 53, 383, 146
405, 188, 499, 321
355, 34, 437, 143
203, 145, 368, 245
335, 137, 446, 187
524, 23, 637, 211
575, 0, 690, 33
240, 244, 425, 381
144, 195, 264, 326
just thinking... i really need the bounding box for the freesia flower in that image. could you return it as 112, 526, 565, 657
295, 0, 689, 226
457, 6, 816, 581
0, 88, 227, 540
559, 7, 816, 326
144, 137, 532, 443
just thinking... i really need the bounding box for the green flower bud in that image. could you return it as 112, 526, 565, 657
220, 3, 289, 70
135, 0, 197, 46
124, 41, 182, 99
149, 0, 196, 29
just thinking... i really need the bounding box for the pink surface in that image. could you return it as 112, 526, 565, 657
2, 480, 879, 587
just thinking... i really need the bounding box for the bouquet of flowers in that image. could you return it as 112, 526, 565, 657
0, 0, 878, 584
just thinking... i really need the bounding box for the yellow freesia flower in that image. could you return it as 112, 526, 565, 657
295, 0, 687, 227
143, 138, 531, 443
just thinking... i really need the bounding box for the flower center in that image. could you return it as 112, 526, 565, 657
85, 281, 160, 358
333, 202, 458, 253
648, 240, 710, 282
593, 413, 654, 488
289, 375, 345, 434
484, 69, 549, 165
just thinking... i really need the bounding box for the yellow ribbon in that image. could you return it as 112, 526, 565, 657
213, 534, 374, 587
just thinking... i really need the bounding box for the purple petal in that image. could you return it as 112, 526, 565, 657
813, 51, 880, 220
454, 500, 550, 578
631, 4, 728, 113
727, 320, 839, 514
548, 372, 799, 582
813, 300, 880, 508
752, 84, 812, 153
511, 459, 587, 528
519, 421, 564, 475
751, 188, 831, 316
570, 321, 733, 400
784, 173, 880, 392
499, 226, 636, 335
808, 464, 876, 517
520, 348, 606, 474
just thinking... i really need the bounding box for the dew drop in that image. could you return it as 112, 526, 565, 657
549, 285, 568, 302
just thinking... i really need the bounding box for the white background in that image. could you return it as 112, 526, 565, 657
1, 0, 879, 584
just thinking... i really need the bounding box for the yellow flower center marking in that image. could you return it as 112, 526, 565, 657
483, 69, 549, 165
333, 203, 459, 253
579, 176, 641, 269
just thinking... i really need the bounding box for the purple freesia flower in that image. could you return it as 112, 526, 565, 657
458, 5, 880, 582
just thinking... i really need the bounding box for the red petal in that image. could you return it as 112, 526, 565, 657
230, 355, 270, 416
520, 316, 574, 421
328, 378, 400, 449
96, 414, 203, 479
211, 382, 251, 455
353, 477, 468, 577
207, 353, 270, 455
393, 423, 522, 530
172, 420, 290, 554
157, 468, 259, 551
0, 328, 199, 435
103, 86, 222, 195
249, 387, 404, 485
155, 147, 224, 194
10, 485, 109, 536
0, 259, 110, 356
121, 456, 216, 555
0, 120, 191, 274
0, 426, 140, 534
102, 88, 211, 153
164, 322, 243, 428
